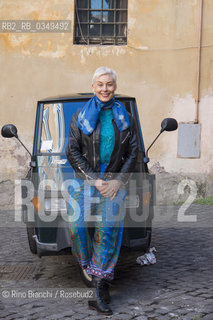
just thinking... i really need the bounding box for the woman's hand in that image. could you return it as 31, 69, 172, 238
94, 178, 105, 192
95, 179, 121, 200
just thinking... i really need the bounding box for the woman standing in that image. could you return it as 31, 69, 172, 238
66, 66, 138, 315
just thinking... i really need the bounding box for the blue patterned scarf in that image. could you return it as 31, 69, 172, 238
77, 96, 130, 135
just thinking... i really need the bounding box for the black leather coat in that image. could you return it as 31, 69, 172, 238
66, 109, 138, 184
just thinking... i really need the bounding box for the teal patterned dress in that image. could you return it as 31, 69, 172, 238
68, 107, 126, 280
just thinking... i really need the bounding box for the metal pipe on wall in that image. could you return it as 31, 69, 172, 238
194, 0, 203, 124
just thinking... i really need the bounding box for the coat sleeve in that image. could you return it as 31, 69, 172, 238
65, 112, 98, 182
115, 115, 138, 184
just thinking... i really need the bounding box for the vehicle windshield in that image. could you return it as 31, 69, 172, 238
39, 99, 131, 154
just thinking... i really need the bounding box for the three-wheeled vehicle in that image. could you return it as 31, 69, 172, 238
1, 94, 177, 286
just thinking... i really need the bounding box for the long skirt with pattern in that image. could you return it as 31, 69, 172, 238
68, 168, 126, 281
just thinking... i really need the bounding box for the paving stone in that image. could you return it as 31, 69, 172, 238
202, 300, 213, 307
139, 306, 155, 313
86, 315, 111, 320
134, 316, 148, 320
155, 307, 172, 315
175, 312, 201, 320
0, 312, 17, 318
201, 305, 213, 314
153, 316, 172, 320
64, 313, 85, 320
54, 310, 75, 317
199, 294, 213, 299
110, 313, 133, 320
201, 314, 213, 320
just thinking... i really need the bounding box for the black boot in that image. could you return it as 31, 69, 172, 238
88, 276, 113, 315
102, 280, 111, 304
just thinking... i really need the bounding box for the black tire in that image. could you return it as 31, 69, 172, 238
26, 224, 37, 254
146, 228, 152, 251
141, 228, 152, 253
126, 228, 152, 253
78, 266, 92, 287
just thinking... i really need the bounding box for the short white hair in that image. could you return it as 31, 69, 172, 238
92, 66, 117, 84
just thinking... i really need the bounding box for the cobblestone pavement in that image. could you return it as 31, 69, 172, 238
0, 204, 212, 320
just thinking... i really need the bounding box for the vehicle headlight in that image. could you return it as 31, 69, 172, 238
44, 198, 67, 212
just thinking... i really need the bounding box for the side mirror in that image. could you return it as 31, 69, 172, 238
144, 118, 178, 164
1, 124, 32, 157
161, 118, 178, 133
1, 124, 18, 138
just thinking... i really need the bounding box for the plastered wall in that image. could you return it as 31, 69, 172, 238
1, 0, 213, 182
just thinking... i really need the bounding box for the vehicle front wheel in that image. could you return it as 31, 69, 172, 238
26, 224, 37, 254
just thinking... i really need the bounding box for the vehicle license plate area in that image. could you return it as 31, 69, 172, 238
125, 195, 140, 208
